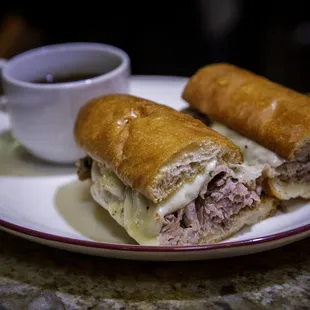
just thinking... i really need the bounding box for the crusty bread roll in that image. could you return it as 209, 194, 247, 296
75, 94, 242, 203
75, 94, 276, 246
182, 63, 310, 161
182, 63, 310, 200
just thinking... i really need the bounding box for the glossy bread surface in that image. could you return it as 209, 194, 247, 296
74, 94, 242, 202
183, 63, 310, 160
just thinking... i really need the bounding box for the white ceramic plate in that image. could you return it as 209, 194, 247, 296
0, 76, 309, 261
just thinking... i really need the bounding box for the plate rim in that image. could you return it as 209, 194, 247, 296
0, 218, 309, 252
0, 75, 309, 253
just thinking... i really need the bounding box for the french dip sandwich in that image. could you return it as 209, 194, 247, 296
74, 94, 276, 246
182, 63, 310, 200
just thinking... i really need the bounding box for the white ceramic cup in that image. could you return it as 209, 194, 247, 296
0, 42, 130, 163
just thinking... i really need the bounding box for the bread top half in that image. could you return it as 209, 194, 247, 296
74, 94, 242, 203
182, 63, 310, 161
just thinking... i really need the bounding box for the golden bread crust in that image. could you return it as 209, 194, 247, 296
74, 94, 242, 202
182, 63, 310, 160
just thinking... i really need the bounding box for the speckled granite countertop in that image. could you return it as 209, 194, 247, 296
0, 231, 309, 310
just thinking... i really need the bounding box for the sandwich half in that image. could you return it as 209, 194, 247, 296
182, 63, 310, 200
74, 94, 276, 246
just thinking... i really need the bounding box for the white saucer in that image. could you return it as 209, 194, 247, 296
0, 75, 309, 261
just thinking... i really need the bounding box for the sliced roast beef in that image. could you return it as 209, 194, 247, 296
159, 173, 261, 245
76, 156, 93, 181
276, 161, 310, 183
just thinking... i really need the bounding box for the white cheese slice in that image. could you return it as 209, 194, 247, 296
211, 122, 285, 168
90, 159, 217, 245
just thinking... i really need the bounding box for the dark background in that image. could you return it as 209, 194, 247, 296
1, 0, 310, 92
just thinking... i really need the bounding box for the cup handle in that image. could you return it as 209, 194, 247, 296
0, 95, 7, 112
0, 58, 8, 112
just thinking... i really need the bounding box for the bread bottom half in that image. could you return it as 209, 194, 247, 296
87, 158, 278, 246
90, 179, 277, 246
158, 196, 277, 245
194, 196, 277, 244
263, 178, 310, 200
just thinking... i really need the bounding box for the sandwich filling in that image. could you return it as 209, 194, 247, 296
159, 169, 261, 245
209, 122, 310, 184
77, 156, 262, 245
276, 161, 310, 183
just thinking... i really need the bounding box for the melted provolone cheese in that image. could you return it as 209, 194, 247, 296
210, 122, 285, 177
90, 159, 217, 245
229, 163, 263, 183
